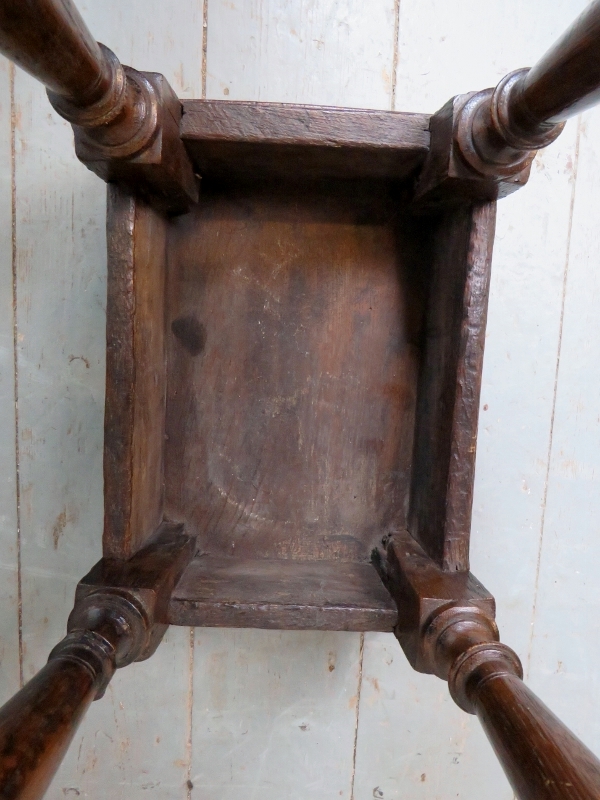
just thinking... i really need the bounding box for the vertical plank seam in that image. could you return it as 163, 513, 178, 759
525, 118, 583, 681
390, 0, 401, 111
201, 0, 208, 98
9, 61, 23, 689
349, 633, 365, 800
186, 627, 195, 799
191, 1, 206, 781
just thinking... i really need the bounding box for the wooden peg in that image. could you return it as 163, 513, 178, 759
0, 0, 198, 214
376, 530, 600, 799
416, 0, 600, 207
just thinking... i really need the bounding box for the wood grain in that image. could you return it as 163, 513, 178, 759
0, 657, 102, 800
2, 1, 599, 799
393, 0, 591, 116
409, 202, 496, 571
164, 180, 427, 566
377, 531, 600, 800
413, 1, 600, 206
181, 99, 429, 180
190, 3, 404, 798
0, 0, 198, 213
169, 556, 396, 631
103, 186, 168, 559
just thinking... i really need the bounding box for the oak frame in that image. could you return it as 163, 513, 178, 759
2, 0, 600, 798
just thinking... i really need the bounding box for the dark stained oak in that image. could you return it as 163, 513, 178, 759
181, 100, 429, 181
164, 180, 428, 565
99, 145, 495, 621
0, 0, 197, 214
161, 180, 494, 594
2, 0, 600, 797
409, 201, 496, 570
0, 526, 193, 800
416, 0, 600, 206
182, 100, 430, 148
169, 555, 397, 631
476, 674, 600, 800
378, 530, 600, 800
0, 0, 111, 103
0, 642, 111, 800
504, 0, 600, 127
103, 186, 169, 559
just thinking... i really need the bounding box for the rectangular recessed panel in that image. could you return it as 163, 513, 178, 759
169, 556, 397, 631
164, 181, 430, 564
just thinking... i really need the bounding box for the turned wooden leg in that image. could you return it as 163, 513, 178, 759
377, 531, 600, 800
0, 608, 137, 800
0, 526, 193, 800
416, 0, 600, 204
0, 0, 197, 213
428, 607, 600, 799
0, 656, 102, 800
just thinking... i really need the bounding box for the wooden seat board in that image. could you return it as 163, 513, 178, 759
169, 555, 397, 631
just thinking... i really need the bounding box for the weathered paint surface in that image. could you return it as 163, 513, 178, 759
7, 2, 204, 797
0, 1, 598, 799
0, 54, 20, 708
527, 104, 600, 749
355, 2, 594, 798
190, 629, 362, 800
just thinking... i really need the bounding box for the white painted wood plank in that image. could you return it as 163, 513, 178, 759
0, 56, 21, 707
353, 634, 508, 799
393, 0, 589, 115
355, 2, 590, 798
14, 68, 107, 675
12, 3, 203, 797
6, 2, 598, 799
56, 625, 194, 800
190, 629, 361, 800
191, 4, 404, 797
526, 104, 600, 750
472, 126, 582, 655
78, 0, 204, 99
206, 0, 398, 108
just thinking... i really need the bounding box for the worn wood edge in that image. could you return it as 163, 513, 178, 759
181, 99, 430, 150
443, 201, 497, 570
128, 199, 168, 554
408, 201, 497, 572
167, 600, 396, 631
103, 185, 136, 559
168, 555, 397, 631
103, 186, 169, 559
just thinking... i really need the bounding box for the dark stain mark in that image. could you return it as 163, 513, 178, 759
52, 510, 67, 549
172, 315, 207, 356
68, 355, 90, 369
187, 780, 194, 790
299, 723, 310, 731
